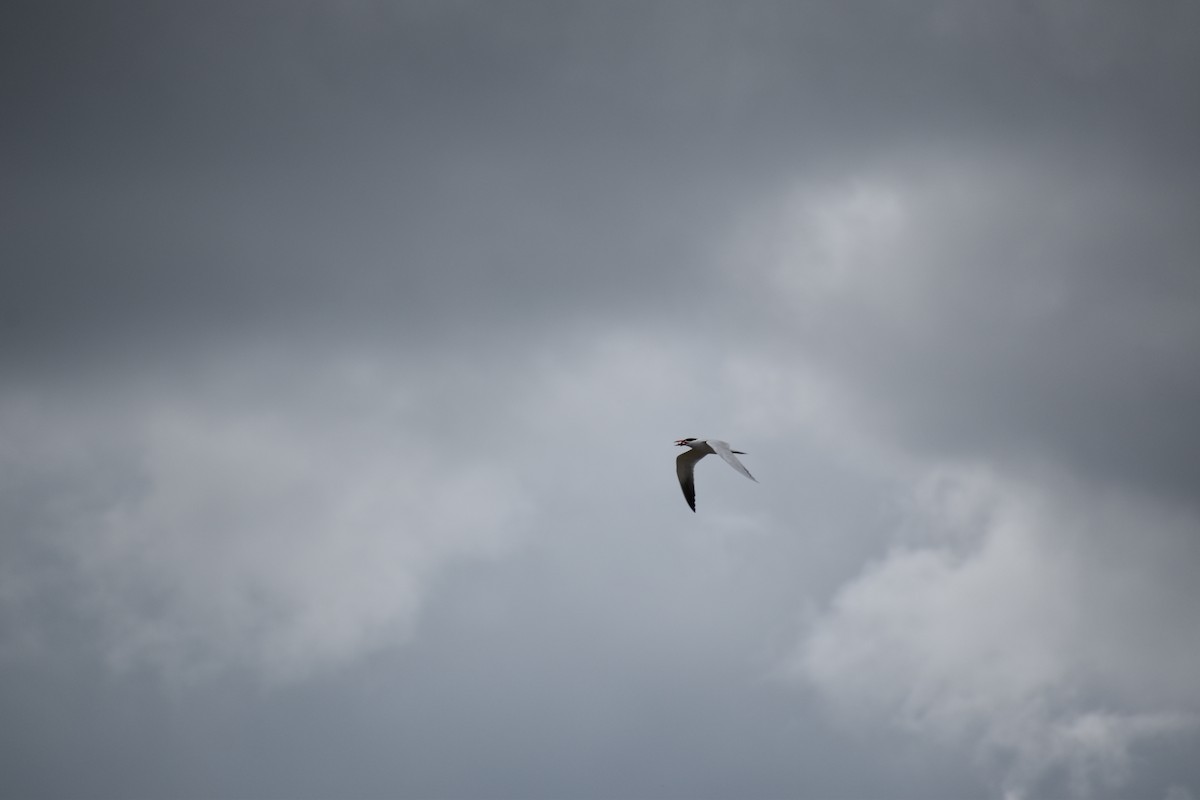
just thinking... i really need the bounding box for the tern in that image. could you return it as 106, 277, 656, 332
674, 438, 757, 512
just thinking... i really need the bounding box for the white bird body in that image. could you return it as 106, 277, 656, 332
674, 437, 757, 512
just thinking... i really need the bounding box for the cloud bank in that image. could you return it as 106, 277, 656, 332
3, 2, 1199, 798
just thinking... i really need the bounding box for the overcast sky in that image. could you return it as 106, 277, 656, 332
3, 2, 1200, 798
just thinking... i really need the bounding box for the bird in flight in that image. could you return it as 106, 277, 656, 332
674, 438, 757, 512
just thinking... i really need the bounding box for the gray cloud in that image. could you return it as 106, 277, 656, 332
723, 152, 1200, 502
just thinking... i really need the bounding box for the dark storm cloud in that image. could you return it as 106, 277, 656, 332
2, 1, 780, 370
3, 2, 1200, 799
8, 1, 1195, 370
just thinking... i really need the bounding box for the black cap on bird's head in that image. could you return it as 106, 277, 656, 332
674, 438, 698, 446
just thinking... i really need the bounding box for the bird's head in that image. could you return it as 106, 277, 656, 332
674, 438, 698, 447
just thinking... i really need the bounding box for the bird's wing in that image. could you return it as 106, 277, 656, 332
708, 440, 757, 482
676, 448, 708, 512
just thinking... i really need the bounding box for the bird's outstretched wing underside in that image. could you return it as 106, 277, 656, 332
675, 448, 708, 512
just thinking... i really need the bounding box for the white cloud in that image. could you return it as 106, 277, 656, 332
7, 353, 534, 684
793, 463, 1200, 797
